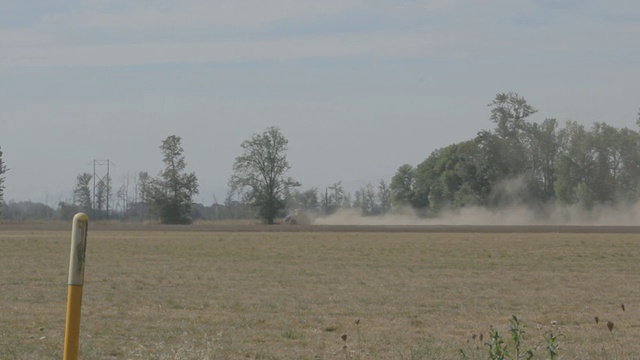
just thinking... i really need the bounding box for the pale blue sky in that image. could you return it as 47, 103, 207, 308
1, 0, 639, 206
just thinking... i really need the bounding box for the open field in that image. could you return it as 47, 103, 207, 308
2, 225, 640, 359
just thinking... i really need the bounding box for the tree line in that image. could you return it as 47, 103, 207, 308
389, 93, 640, 218
2, 93, 640, 224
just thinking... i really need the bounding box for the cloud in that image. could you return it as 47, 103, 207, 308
0, 0, 462, 68
0, 28, 54, 47
3, 0, 457, 45
67, 0, 365, 30
4, 0, 638, 69
0, 31, 452, 68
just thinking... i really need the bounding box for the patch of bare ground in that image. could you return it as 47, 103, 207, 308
1, 228, 640, 358
4, 220, 640, 233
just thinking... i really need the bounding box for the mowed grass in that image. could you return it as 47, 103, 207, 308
2, 229, 640, 359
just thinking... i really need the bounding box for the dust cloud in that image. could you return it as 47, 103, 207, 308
312, 204, 640, 226
312, 177, 640, 226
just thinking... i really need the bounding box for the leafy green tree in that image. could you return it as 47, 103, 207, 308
523, 118, 560, 202
575, 181, 595, 210
0, 146, 7, 216
444, 140, 486, 207
617, 127, 640, 202
489, 92, 537, 140
413, 153, 442, 212
147, 135, 199, 224
73, 173, 93, 213
554, 121, 595, 206
229, 127, 299, 224
477, 129, 529, 184
590, 122, 620, 203
390, 164, 416, 207
391, 93, 640, 214
553, 121, 640, 208
412, 140, 486, 211
480, 93, 538, 188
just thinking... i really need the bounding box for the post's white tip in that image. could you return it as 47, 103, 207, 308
73, 213, 89, 223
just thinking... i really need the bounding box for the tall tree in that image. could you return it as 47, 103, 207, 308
617, 127, 640, 202
136, 171, 151, 204
147, 135, 199, 224
230, 127, 300, 224
73, 173, 93, 213
321, 181, 348, 214
554, 121, 595, 206
410, 141, 485, 211
377, 180, 392, 214
362, 183, 377, 215
483, 93, 538, 186
488, 92, 537, 140
125, 171, 151, 220
0, 147, 7, 215
390, 164, 415, 207
523, 118, 561, 202
95, 175, 112, 218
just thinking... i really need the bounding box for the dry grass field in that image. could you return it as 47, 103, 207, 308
2, 224, 640, 359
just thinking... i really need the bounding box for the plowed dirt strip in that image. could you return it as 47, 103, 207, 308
3, 221, 640, 233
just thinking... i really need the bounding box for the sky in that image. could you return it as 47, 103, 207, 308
1, 0, 640, 206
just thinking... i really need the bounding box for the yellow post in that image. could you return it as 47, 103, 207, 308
63, 213, 89, 360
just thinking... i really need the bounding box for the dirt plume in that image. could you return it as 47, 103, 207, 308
312, 203, 640, 226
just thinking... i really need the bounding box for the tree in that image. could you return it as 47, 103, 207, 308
230, 127, 300, 224
321, 181, 348, 214
147, 135, 199, 224
489, 92, 537, 140
2, 201, 55, 220
0, 146, 7, 216
377, 180, 392, 214
554, 121, 595, 206
617, 127, 640, 202
409, 141, 486, 212
353, 184, 377, 215
524, 118, 560, 202
482, 93, 538, 189
123, 171, 151, 220
95, 175, 112, 218
362, 183, 377, 215
288, 188, 319, 211
390, 164, 415, 207
73, 173, 93, 213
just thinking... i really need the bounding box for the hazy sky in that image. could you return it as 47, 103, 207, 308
2, 0, 639, 206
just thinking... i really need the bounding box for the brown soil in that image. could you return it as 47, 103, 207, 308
2, 221, 640, 233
